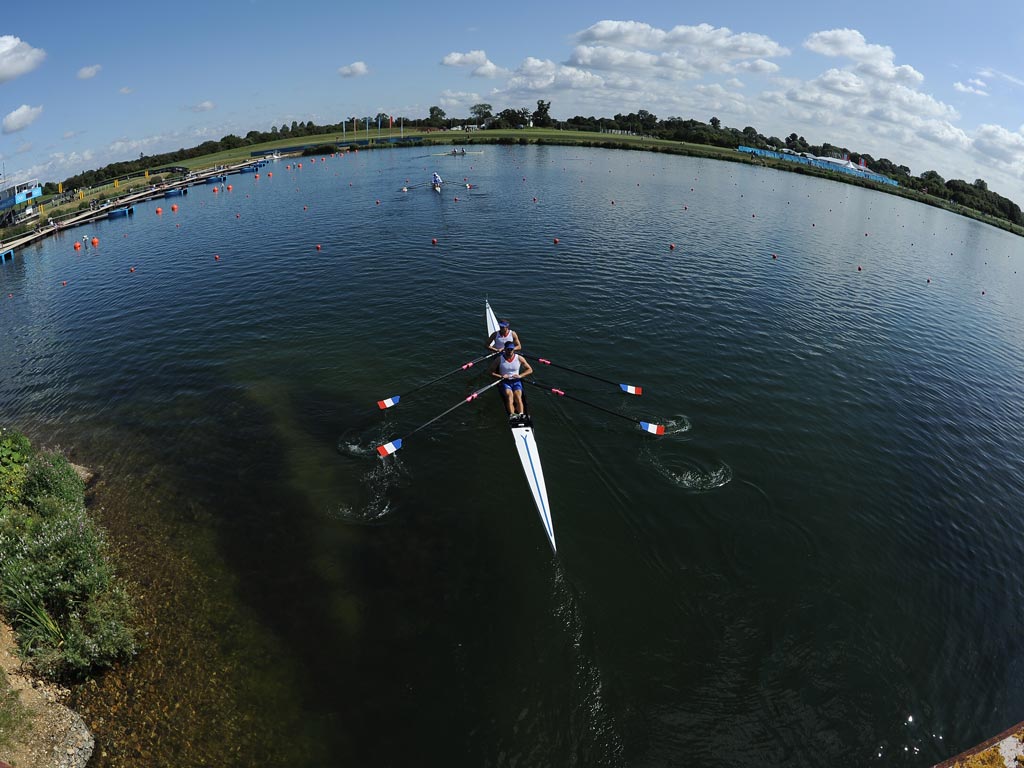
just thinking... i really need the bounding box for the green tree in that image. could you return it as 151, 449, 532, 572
470, 103, 492, 122
428, 106, 446, 127
532, 100, 552, 128
709, 116, 721, 129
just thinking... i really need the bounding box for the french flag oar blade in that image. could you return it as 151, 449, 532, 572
620, 384, 643, 396
377, 395, 401, 410
639, 421, 665, 435
376, 438, 403, 457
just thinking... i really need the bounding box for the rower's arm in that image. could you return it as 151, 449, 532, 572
487, 332, 499, 351
511, 331, 522, 351
517, 357, 534, 379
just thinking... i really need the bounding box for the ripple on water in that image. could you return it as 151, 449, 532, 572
644, 432, 733, 492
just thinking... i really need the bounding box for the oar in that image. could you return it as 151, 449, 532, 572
377, 351, 498, 409
524, 379, 665, 434
523, 353, 644, 395
377, 379, 503, 456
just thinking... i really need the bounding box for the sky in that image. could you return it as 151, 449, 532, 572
3, 0, 1024, 205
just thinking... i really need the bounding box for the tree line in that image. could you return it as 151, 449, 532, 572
44, 104, 1021, 227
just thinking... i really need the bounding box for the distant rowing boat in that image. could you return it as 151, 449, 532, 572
432, 150, 484, 156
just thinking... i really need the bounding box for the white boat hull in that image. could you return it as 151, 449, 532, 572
486, 300, 556, 552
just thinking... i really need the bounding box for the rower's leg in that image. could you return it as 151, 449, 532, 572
503, 387, 515, 414
513, 390, 525, 414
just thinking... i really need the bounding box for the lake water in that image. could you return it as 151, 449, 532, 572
1, 144, 1022, 767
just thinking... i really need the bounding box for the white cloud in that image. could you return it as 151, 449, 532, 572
805, 29, 923, 85
735, 59, 780, 74
576, 20, 787, 60
188, 100, 215, 113
441, 50, 505, 78
77, 64, 102, 80
571, 20, 788, 78
2, 104, 43, 134
119, 87, 133, 94
967, 78, 987, 88
63, 131, 78, 140
972, 124, 1024, 166
978, 68, 1024, 88
338, 61, 368, 78
108, 134, 170, 156
438, 89, 481, 109
17, 143, 32, 154
0, 35, 46, 83
953, 81, 987, 96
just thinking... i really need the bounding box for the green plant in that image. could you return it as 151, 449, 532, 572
22, 452, 83, 508
0, 668, 28, 754
0, 429, 31, 508
0, 429, 138, 680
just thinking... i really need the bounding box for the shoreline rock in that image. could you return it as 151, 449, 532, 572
1, 619, 94, 768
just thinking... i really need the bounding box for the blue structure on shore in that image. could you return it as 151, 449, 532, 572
738, 146, 898, 187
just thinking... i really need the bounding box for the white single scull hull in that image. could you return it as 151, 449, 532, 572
486, 300, 556, 552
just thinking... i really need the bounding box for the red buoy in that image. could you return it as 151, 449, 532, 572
376, 200, 380, 205
74, 242, 81, 251
227, 185, 233, 191
553, 237, 559, 244
432, 238, 438, 245
156, 207, 163, 215
213, 187, 219, 193
669, 243, 675, 250
91, 237, 99, 247
772, 253, 777, 259
214, 254, 220, 261
268, 172, 272, 178
130, 267, 135, 272
857, 266, 862, 271
62, 281, 67, 286
171, 204, 178, 211
316, 244, 322, 251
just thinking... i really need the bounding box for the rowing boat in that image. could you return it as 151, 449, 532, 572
486, 300, 556, 552
433, 183, 442, 193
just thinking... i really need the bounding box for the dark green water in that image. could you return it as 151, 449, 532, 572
1, 145, 1022, 767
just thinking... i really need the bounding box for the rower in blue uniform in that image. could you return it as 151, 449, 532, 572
491, 343, 533, 418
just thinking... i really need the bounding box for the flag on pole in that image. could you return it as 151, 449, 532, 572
389, 115, 393, 128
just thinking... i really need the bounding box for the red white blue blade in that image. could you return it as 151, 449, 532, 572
620, 384, 643, 396
377, 395, 400, 410
639, 422, 665, 435
376, 438, 403, 456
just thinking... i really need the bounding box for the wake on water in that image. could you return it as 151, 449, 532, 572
332, 426, 409, 523
641, 414, 733, 492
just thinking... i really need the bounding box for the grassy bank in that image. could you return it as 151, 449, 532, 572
0, 428, 137, 682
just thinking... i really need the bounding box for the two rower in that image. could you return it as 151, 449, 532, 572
432, 172, 443, 187
489, 319, 532, 419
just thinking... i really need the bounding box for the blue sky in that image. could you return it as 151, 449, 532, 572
3, 0, 1024, 204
